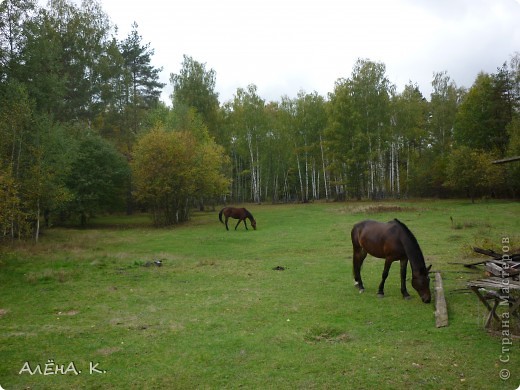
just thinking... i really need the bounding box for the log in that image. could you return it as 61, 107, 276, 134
449, 260, 487, 268
434, 272, 448, 328
473, 247, 502, 260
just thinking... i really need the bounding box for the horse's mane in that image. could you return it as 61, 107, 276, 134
393, 219, 419, 247
245, 209, 255, 220
393, 219, 426, 267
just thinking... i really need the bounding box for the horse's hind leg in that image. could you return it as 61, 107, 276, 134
353, 247, 367, 293
225, 217, 229, 231
377, 259, 393, 298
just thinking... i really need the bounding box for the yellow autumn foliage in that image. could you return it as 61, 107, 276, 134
132, 128, 229, 225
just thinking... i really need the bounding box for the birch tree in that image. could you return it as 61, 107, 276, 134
349, 59, 392, 197
326, 78, 366, 199
293, 91, 327, 201
227, 85, 266, 203
390, 83, 428, 195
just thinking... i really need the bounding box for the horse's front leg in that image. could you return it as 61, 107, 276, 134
400, 259, 411, 299
377, 259, 393, 298
234, 219, 243, 230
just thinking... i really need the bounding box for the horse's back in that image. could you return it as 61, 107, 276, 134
222, 206, 247, 218
351, 220, 390, 241
352, 220, 403, 259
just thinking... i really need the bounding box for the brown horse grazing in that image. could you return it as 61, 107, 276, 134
351, 219, 432, 303
219, 207, 256, 231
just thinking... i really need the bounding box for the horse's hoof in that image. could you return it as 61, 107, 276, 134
403, 295, 412, 300
358, 289, 365, 294
377, 293, 385, 298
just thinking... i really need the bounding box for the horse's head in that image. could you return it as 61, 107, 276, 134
251, 219, 257, 230
412, 264, 432, 303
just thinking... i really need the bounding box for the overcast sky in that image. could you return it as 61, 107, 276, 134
75, 0, 520, 104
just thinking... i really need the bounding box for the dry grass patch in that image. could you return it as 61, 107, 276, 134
334, 203, 421, 215
25, 269, 75, 284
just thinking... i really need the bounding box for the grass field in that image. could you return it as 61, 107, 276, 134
0, 200, 519, 389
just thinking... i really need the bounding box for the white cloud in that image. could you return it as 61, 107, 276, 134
43, 0, 520, 103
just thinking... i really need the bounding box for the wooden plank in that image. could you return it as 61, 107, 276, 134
492, 156, 520, 164
485, 299, 501, 328
469, 278, 520, 289
485, 262, 504, 277
470, 286, 496, 314
434, 272, 449, 328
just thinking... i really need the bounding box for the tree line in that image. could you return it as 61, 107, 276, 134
1, 0, 519, 239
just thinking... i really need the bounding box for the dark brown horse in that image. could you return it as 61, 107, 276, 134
351, 219, 432, 303
219, 207, 256, 231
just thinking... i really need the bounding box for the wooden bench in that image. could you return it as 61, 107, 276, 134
467, 277, 520, 328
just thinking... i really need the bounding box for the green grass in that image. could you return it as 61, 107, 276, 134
0, 200, 519, 389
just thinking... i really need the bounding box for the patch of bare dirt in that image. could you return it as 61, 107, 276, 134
96, 347, 121, 356
56, 310, 79, 316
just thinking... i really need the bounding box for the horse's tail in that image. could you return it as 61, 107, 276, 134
350, 222, 366, 276
219, 208, 225, 224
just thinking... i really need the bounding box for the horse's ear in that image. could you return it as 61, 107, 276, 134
427, 264, 432, 273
